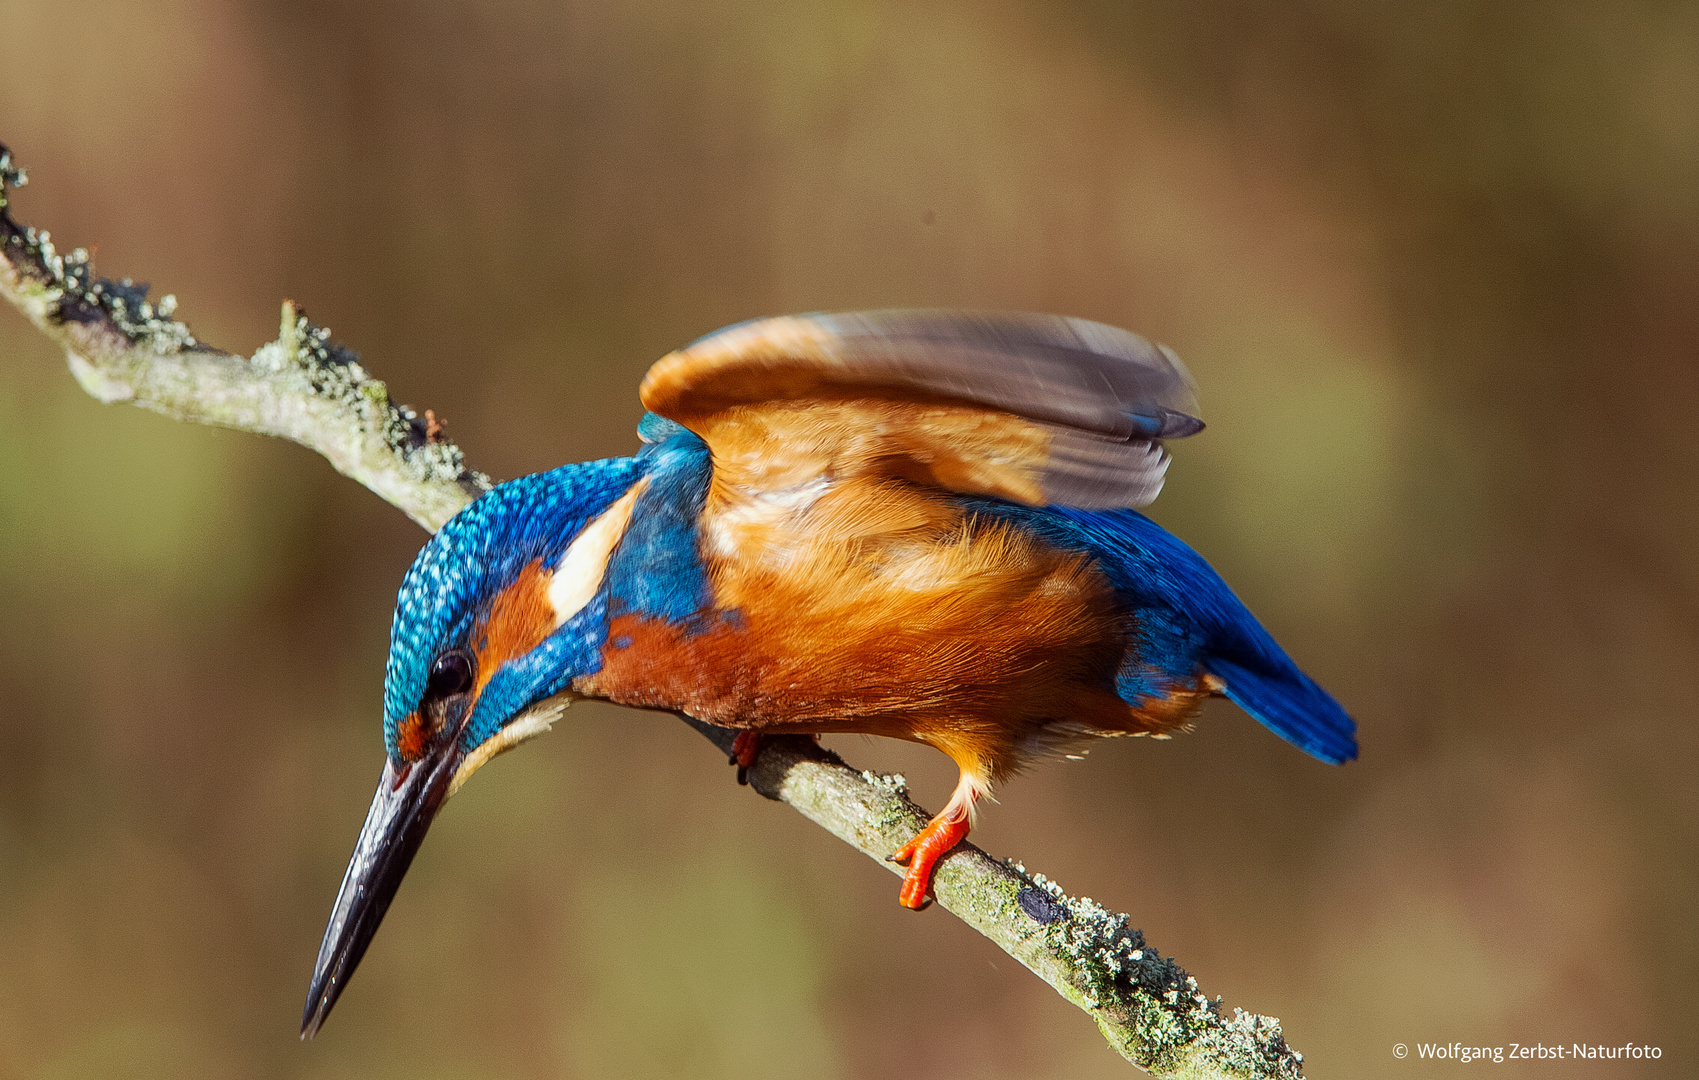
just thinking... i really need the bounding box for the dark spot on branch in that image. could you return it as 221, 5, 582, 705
1018, 886, 1070, 923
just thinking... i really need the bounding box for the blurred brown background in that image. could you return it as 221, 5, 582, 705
1, 1, 1694, 1077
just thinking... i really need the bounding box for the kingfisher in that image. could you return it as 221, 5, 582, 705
299, 310, 1357, 1035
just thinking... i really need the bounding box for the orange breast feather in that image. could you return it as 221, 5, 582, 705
579, 474, 1196, 781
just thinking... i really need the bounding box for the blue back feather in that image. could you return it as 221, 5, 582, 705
606, 419, 714, 628
1062, 507, 1358, 763
971, 502, 1358, 764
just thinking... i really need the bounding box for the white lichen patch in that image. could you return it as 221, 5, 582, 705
0, 146, 26, 201
2, 147, 193, 355
8, 218, 197, 355
256, 303, 490, 495
860, 770, 909, 796
1005, 869, 1304, 1080
851, 769, 919, 835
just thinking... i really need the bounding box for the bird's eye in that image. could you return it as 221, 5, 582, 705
425, 650, 475, 700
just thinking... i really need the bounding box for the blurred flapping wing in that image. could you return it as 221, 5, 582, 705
640, 310, 1203, 508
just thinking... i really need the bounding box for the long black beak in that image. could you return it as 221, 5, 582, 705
300, 740, 463, 1037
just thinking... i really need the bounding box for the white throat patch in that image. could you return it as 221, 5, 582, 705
448, 692, 576, 798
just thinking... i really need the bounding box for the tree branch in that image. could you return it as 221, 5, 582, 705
0, 144, 1304, 1080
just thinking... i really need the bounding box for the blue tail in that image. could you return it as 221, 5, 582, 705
1007, 505, 1359, 764
1207, 656, 1357, 764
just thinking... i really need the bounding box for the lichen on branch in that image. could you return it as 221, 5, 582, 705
0, 144, 487, 531
0, 143, 1304, 1079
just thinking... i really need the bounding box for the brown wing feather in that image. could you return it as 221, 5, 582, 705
640, 310, 1203, 509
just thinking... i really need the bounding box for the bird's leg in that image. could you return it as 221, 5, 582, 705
729, 730, 761, 785
887, 770, 984, 910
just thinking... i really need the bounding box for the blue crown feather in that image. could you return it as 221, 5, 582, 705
381, 457, 647, 755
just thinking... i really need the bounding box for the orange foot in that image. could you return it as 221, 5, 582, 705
887, 811, 971, 909
730, 730, 761, 785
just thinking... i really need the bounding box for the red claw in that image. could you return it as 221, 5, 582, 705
888, 812, 972, 909
730, 730, 761, 785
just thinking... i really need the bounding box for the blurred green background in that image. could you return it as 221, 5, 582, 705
1, 1, 1695, 1076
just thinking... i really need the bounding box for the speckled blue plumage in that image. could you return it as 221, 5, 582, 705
383, 456, 646, 756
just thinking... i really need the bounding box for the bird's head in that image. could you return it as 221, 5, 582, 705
301, 455, 649, 1036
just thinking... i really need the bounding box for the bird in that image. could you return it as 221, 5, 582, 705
299, 309, 1357, 1036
